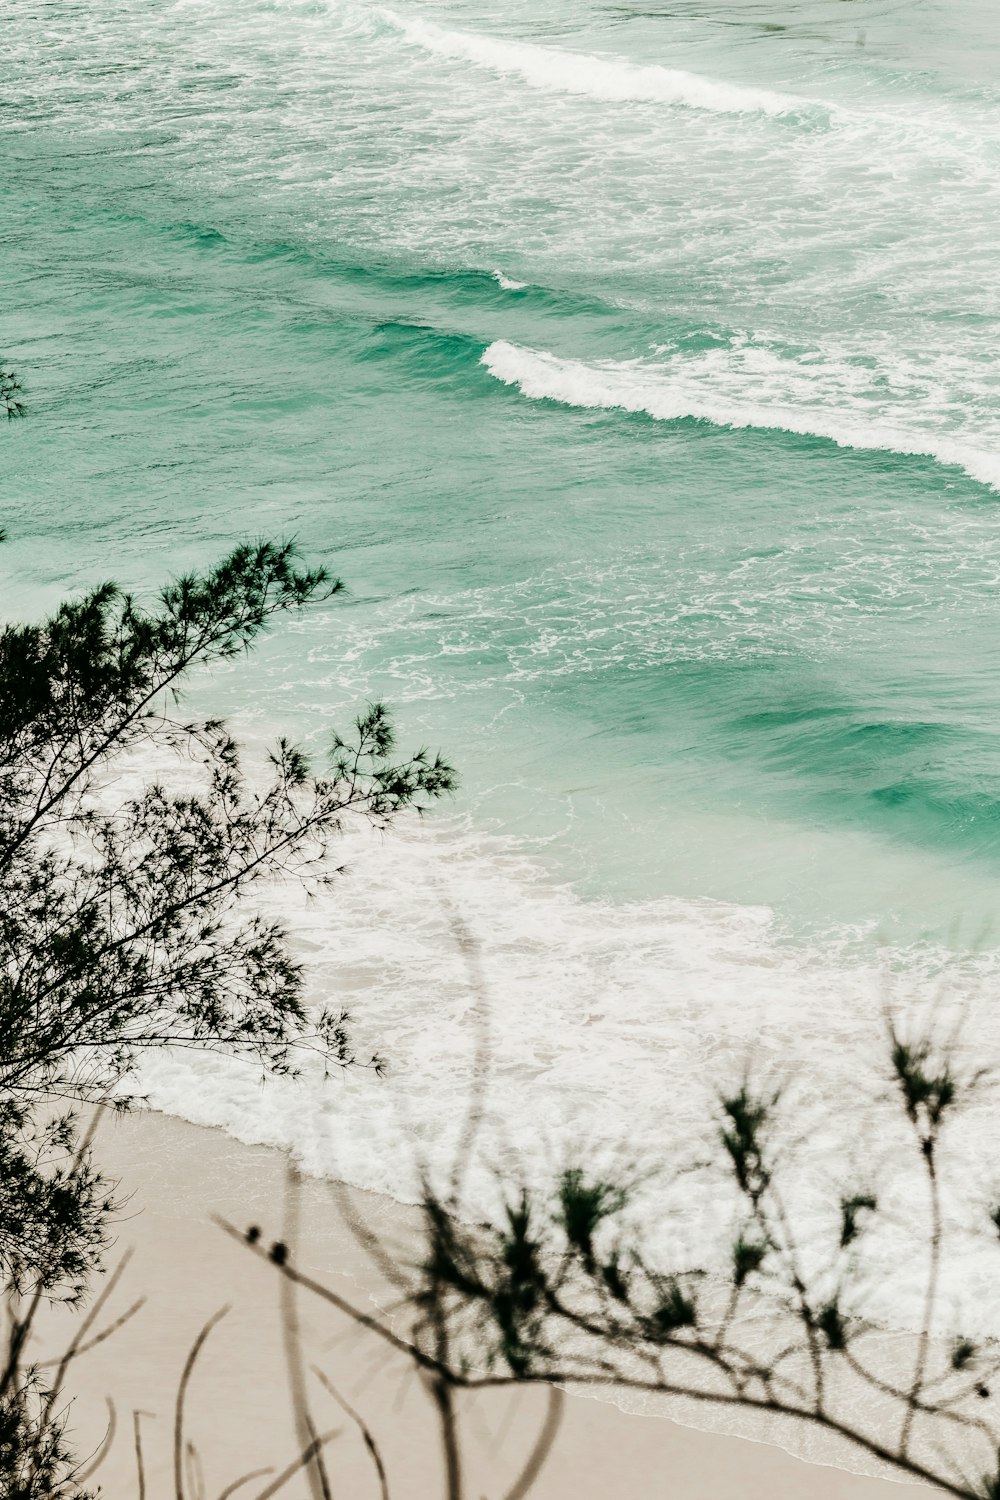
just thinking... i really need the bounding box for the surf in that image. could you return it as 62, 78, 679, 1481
481, 339, 1000, 493
378, 7, 818, 120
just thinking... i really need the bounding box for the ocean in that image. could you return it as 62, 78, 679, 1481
6, 0, 1000, 1409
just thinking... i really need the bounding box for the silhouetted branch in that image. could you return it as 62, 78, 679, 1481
1, 366, 25, 421
75, 1397, 116, 1484
251, 1429, 340, 1500
278, 1164, 331, 1500
215, 1469, 275, 1500
312, 1367, 391, 1500
500, 1385, 564, 1500
174, 1307, 230, 1500
133, 1410, 151, 1500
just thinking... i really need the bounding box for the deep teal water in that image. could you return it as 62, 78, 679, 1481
7, 0, 1000, 1346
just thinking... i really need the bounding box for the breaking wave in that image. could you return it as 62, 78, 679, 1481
482, 339, 1000, 491
381, 10, 816, 119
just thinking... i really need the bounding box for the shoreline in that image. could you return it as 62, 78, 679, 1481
39, 1107, 935, 1499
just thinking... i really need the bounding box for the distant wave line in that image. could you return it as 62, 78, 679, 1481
379, 9, 817, 119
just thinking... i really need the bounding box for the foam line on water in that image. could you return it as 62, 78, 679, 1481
482, 340, 1000, 492
379, 8, 813, 119
137, 811, 1000, 1343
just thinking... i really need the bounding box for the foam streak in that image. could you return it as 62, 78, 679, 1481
482, 340, 1000, 491
382, 9, 808, 118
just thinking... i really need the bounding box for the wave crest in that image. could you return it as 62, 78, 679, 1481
381, 9, 812, 119
481, 339, 1000, 491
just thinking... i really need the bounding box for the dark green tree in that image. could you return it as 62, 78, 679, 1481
0, 534, 454, 1491
1, 364, 25, 421
1, 540, 453, 1107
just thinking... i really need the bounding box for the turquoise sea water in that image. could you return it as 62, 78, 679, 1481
7, 0, 1000, 1354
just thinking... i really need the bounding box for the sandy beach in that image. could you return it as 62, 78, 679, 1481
9, 3, 1000, 1496
32, 1108, 933, 1500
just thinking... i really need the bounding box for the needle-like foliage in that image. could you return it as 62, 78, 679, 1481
1, 539, 454, 1115
0, 534, 454, 1489
1, 365, 25, 421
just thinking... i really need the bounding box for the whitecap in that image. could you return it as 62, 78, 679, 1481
482, 339, 1000, 492
380, 9, 814, 120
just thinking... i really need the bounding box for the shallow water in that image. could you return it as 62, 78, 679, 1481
6, 0, 1000, 1346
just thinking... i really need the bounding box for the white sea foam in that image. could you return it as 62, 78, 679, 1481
482, 339, 1000, 491
492, 269, 527, 291
380, 9, 809, 119
138, 811, 1000, 1344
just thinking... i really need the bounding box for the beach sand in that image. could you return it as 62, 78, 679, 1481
38, 1109, 934, 1499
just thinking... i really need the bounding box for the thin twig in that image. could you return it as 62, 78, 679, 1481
313, 1366, 392, 1500
175, 1306, 230, 1500
902, 1147, 943, 1456
75, 1396, 117, 1484
34, 1296, 146, 1372
215, 1468, 275, 1500
252, 1429, 340, 1500
280, 1163, 333, 1500
134, 1410, 152, 1500
500, 1385, 564, 1500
